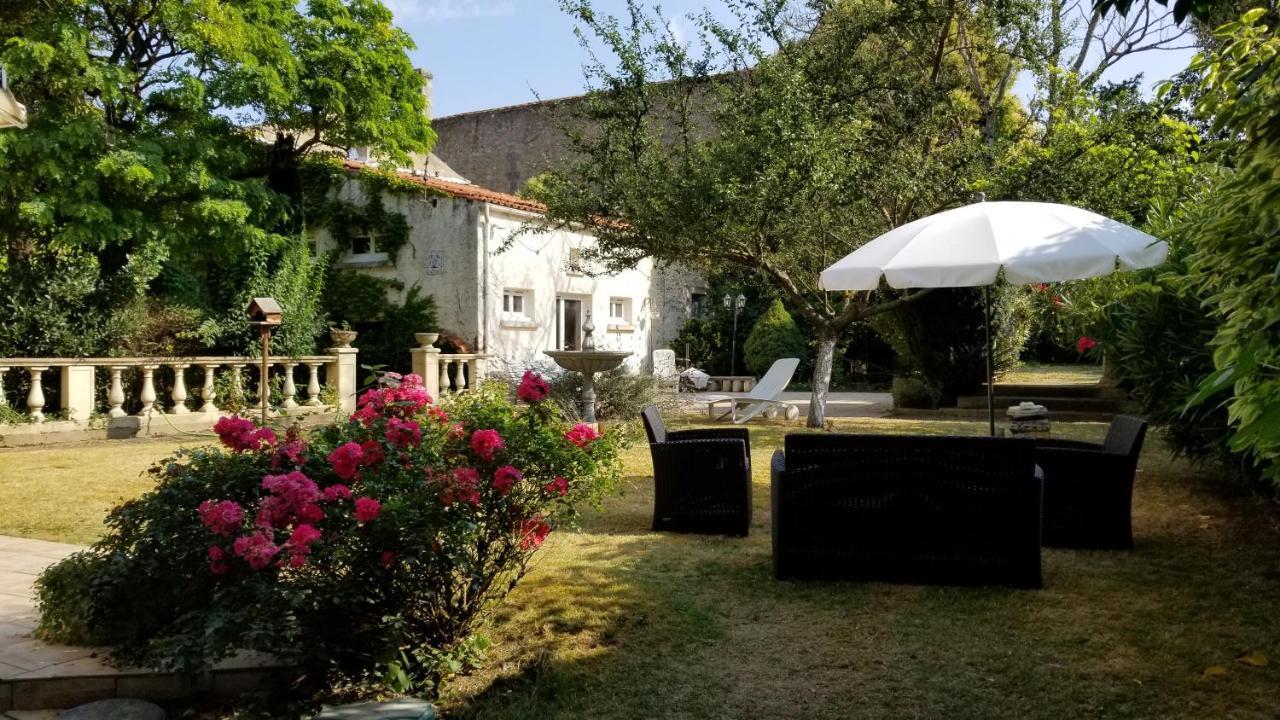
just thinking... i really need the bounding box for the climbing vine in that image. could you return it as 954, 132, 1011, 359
301, 156, 443, 263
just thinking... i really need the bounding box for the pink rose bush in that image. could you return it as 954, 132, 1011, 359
35, 373, 619, 697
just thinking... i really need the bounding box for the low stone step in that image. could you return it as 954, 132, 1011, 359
892, 407, 1130, 423
958, 395, 1135, 413
987, 383, 1129, 400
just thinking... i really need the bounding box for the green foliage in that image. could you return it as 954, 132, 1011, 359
323, 269, 439, 371
548, 367, 663, 425
35, 379, 620, 698
744, 300, 807, 378
0, 0, 432, 358
876, 285, 1032, 404
1173, 11, 1280, 485
891, 375, 942, 410
669, 269, 774, 375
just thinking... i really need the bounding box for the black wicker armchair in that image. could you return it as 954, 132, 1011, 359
1034, 415, 1148, 549
771, 433, 1042, 588
641, 405, 752, 536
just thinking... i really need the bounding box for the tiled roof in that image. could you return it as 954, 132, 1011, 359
340, 159, 547, 215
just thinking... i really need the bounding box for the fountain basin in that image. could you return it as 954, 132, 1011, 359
544, 350, 632, 375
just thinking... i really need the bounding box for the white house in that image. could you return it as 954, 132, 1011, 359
313, 159, 703, 376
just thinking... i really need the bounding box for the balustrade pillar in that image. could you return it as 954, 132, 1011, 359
453, 360, 468, 393
107, 366, 128, 418
305, 362, 323, 406
136, 365, 159, 416
439, 360, 451, 396
0, 366, 8, 408
326, 346, 359, 414
60, 364, 95, 422
228, 364, 246, 408
168, 363, 191, 414
281, 362, 299, 410
468, 358, 482, 390
26, 367, 48, 422
199, 364, 219, 414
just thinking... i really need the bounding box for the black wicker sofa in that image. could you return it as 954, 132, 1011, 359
771, 433, 1043, 588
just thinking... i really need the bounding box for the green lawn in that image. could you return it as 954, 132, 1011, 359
1001, 363, 1103, 385
1, 418, 1277, 719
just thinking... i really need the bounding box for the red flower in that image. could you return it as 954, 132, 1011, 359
470, 429, 505, 461
517, 370, 551, 403
283, 524, 322, 567
322, 484, 352, 502
1052, 294, 1064, 307
328, 442, 364, 480
213, 416, 277, 453
360, 440, 386, 467
385, 417, 422, 449
564, 423, 600, 448
447, 423, 466, 440
354, 497, 382, 523
208, 545, 229, 576
519, 516, 551, 550
1076, 336, 1098, 354
380, 550, 396, 567
198, 500, 245, 538
544, 476, 568, 497
428, 406, 449, 424
232, 531, 279, 571
440, 467, 481, 507
492, 465, 523, 495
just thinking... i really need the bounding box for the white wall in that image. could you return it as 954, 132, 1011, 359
314, 180, 690, 376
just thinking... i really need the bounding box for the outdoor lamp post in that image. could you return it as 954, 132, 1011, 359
246, 297, 284, 424
0, 66, 28, 129
723, 293, 746, 375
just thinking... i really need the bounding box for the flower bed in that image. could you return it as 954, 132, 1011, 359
34, 372, 619, 696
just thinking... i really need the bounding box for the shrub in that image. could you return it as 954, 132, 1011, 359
891, 375, 941, 409
744, 299, 808, 378
35, 373, 620, 697
875, 284, 1031, 405
547, 366, 666, 425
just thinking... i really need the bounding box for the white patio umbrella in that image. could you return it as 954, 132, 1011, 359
819, 196, 1168, 435
0, 67, 27, 129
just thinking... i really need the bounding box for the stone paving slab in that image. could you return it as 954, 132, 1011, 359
0, 536, 292, 711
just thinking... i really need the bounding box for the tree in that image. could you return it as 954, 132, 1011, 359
535, 0, 1025, 426
0, 0, 433, 357
744, 299, 807, 378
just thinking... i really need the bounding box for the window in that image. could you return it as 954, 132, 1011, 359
350, 234, 375, 256
691, 293, 706, 318
567, 247, 584, 275
607, 297, 633, 331
503, 289, 531, 323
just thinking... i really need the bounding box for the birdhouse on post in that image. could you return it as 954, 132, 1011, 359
246, 297, 283, 327
246, 297, 283, 424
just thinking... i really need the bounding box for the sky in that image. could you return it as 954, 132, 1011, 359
389, 0, 1199, 119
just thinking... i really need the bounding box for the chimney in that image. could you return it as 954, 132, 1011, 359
417, 68, 433, 117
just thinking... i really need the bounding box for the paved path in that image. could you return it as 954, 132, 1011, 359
675, 390, 892, 420
0, 537, 87, 683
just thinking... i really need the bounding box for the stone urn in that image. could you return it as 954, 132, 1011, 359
415, 332, 440, 348
329, 327, 358, 348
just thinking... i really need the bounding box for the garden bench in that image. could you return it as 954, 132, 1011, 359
771, 433, 1043, 588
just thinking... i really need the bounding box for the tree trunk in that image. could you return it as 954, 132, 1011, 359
806, 330, 837, 428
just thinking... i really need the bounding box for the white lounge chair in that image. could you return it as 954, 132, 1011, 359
707, 358, 800, 424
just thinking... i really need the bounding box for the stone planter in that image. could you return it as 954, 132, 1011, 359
415, 332, 440, 348
329, 328, 358, 348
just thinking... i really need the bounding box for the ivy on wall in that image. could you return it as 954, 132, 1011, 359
301, 156, 444, 263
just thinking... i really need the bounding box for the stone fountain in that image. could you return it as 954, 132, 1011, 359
544, 312, 630, 424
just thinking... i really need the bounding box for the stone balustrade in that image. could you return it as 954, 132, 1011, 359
409, 339, 490, 400
0, 348, 359, 436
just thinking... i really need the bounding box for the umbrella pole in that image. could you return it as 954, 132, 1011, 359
984, 285, 995, 436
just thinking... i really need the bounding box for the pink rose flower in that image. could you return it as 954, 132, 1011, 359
213, 416, 277, 453
354, 496, 382, 523
492, 465, 523, 495
519, 515, 551, 550
544, 476, 568, 497
232, 531, 279, 571
208, 545, 229, 576
359, 440, 386, 467
385, 417, 422, 449
440, 467, 481, 507
564, 423, 601, 448
328, 442, 364, 480
198, 500, 245, 538
517, 370, 551, 403
470, 429, 505, 461
322, 484, 352, 502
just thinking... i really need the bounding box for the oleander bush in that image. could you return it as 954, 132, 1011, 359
35, 372, 620, 697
